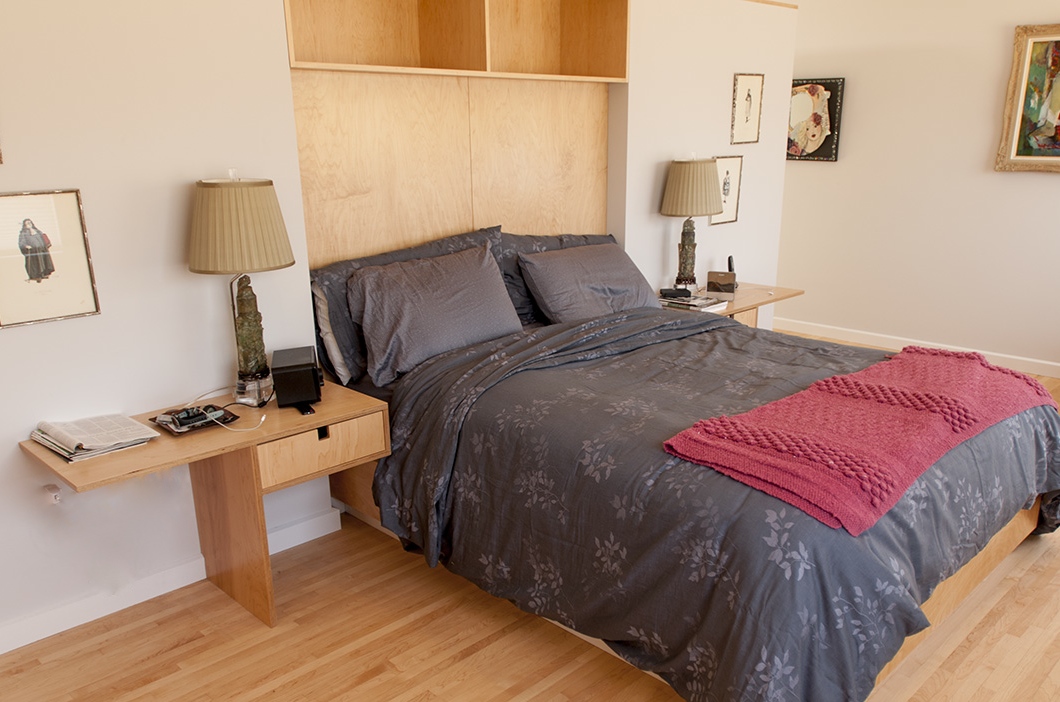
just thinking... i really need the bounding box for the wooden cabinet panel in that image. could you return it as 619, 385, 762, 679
489, 0, 563, 76
285, 0, 628, 82
257, 412, 388, 492
329, 462, 380, 521
731, 309, 759, 327
189, 451, 275, 626
489, 0, 627, 79
286, 0, 422, 67
558, 0, 628, 79
419, 0, 487, 71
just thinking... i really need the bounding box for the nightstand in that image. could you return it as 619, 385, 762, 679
661, 282, 803, 327
719, 282, 803, 327
19, 382, 389, 626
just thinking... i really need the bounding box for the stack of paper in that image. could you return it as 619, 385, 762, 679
30, 414, 160, 462
659, 295, 730, 313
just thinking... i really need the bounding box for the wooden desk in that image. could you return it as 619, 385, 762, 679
680, 282, 803, 327
20, 382, 390, 626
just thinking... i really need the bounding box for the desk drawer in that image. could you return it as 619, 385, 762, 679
257, 411, 387, 490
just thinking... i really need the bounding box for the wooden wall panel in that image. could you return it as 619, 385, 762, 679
561, 0, 629, 79
287, 0, 421, 66
291, 70, 475, 267
292, 72, 610, 266
489, 0, 562, 75
469, 78, 609, 235
418, 0, 487, 71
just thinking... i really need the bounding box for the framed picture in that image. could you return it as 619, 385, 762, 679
731, 74, 764, 144
0, 190, 100, 328
711, 155, 743, 225
787, 78, 845, 161
995, 24, 1060, 173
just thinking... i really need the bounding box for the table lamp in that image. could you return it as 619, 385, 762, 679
188, 177, 295, 407
660, 159, 723, 287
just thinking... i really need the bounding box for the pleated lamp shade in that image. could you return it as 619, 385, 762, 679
660, 159, 724, 217
188, 179, 295, 274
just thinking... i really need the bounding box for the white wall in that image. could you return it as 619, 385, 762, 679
0, 0, 328, 653
610, 0, 798, 329
776, 0, 1060, 375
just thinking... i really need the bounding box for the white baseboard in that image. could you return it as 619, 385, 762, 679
774, 318, 1060, 378
0, 557, 206, 656
0, 507, 342, 656
267, 506, 342, 555
332, 498, 395, 539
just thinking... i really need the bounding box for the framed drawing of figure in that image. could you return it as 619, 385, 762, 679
711, 156, 743, 225
731, 74, 764, 144
787, 78, 845, 161
996, 24, 1060, 173
0, 190, 100, 328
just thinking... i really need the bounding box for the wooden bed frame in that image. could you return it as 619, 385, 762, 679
330, 462, 1041, 687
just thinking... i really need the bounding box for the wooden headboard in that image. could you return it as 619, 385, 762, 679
291, 70, 610, 268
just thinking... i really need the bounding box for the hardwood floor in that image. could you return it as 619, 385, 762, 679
0, 514, 677, 702
1, 374, 1057, 701
867, 370, 1060, 701
867, 531, 1060, 700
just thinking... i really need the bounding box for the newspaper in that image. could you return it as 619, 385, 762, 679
31, 414, 159, 461
659, 295, 730, 313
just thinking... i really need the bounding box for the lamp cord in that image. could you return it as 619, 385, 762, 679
177, 387, 271, 432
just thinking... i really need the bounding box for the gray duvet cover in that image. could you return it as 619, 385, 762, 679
373, 308, 1060, 701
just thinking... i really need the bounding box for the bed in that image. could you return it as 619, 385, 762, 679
310, 229, 1060, 701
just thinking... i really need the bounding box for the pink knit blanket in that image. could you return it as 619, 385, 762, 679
664, 347, 1058, 535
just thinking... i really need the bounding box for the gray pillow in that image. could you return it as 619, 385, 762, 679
310, 226, 501, 384
518, 243, 660, 324
494, 232, 616, 324
347, 244, 522, 386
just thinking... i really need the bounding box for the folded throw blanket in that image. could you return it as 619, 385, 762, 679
664, 346, 1058, 535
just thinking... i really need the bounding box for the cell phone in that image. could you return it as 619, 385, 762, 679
161, 405, 226, 429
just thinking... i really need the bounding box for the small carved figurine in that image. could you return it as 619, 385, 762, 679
234, 275, 269, 378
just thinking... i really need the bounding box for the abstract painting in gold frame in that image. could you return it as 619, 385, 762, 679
996, 24, 1060, 173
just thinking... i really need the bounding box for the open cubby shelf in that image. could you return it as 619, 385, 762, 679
285, 0, 628, 83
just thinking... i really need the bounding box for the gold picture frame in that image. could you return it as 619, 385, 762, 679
995, 24, 1060, 173
0, 190, 100, 328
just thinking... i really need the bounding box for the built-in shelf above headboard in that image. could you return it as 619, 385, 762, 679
285, 0, 621, 267
284, 0, 629, 83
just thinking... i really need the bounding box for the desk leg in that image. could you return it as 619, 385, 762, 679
189, 450, 276, 626
731, 308, 759, 327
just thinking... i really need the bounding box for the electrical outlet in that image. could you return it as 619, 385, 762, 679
44, 484, 62, 505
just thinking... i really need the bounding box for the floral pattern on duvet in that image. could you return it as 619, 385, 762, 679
374, 308, 1060, 701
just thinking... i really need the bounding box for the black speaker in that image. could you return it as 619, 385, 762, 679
272, 346, 323, 412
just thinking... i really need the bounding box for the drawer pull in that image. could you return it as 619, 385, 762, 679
317, 426, 330, 441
